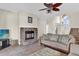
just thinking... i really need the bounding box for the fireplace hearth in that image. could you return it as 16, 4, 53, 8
20, 28, 38, 45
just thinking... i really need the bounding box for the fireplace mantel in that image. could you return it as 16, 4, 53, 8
20, 26, 38, 28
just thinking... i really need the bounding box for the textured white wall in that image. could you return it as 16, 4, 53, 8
68, 12, 79, 28
0, 13, 7, 28
6, 12, 19, 40
19, 12, 38, 28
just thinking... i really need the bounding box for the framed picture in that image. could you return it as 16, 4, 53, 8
28, 16, 32, 23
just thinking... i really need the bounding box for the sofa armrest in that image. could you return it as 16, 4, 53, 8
69, 35, 76, 44
39, 34, 49, 43
64, 35, 75, 49
66, 35, 76, 53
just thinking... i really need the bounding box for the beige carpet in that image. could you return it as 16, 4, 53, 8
30, 47, 66, 56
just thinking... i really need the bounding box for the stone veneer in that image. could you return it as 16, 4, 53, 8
20, 28, 38, 45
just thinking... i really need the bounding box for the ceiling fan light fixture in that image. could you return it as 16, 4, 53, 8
39, 3, 63, 13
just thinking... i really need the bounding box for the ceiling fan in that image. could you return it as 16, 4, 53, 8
39, 3, 63, 13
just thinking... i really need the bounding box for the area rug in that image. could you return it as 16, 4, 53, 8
30, 47, 66, 56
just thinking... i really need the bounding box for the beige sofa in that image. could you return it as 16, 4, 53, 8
40, 33, 75, 54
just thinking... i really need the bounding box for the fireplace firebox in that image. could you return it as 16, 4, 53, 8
25, 31, 34, 40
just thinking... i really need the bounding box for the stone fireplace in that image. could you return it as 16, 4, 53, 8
20, 27, 38, 45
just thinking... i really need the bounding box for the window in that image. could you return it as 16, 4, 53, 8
63, 15, 70, 28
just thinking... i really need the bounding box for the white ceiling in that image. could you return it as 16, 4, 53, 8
0, 3, 79, 18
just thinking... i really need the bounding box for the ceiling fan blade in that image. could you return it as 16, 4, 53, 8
53, 3, 62, 7
44, 3, 52, 8
39, 8, 48, 11
53, 8, 60, 11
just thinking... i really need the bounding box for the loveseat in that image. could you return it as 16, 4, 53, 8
39, 33, 75, 54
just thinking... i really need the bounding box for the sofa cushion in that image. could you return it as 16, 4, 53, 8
47, 34, 58, 42
58, 35, 70, 45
